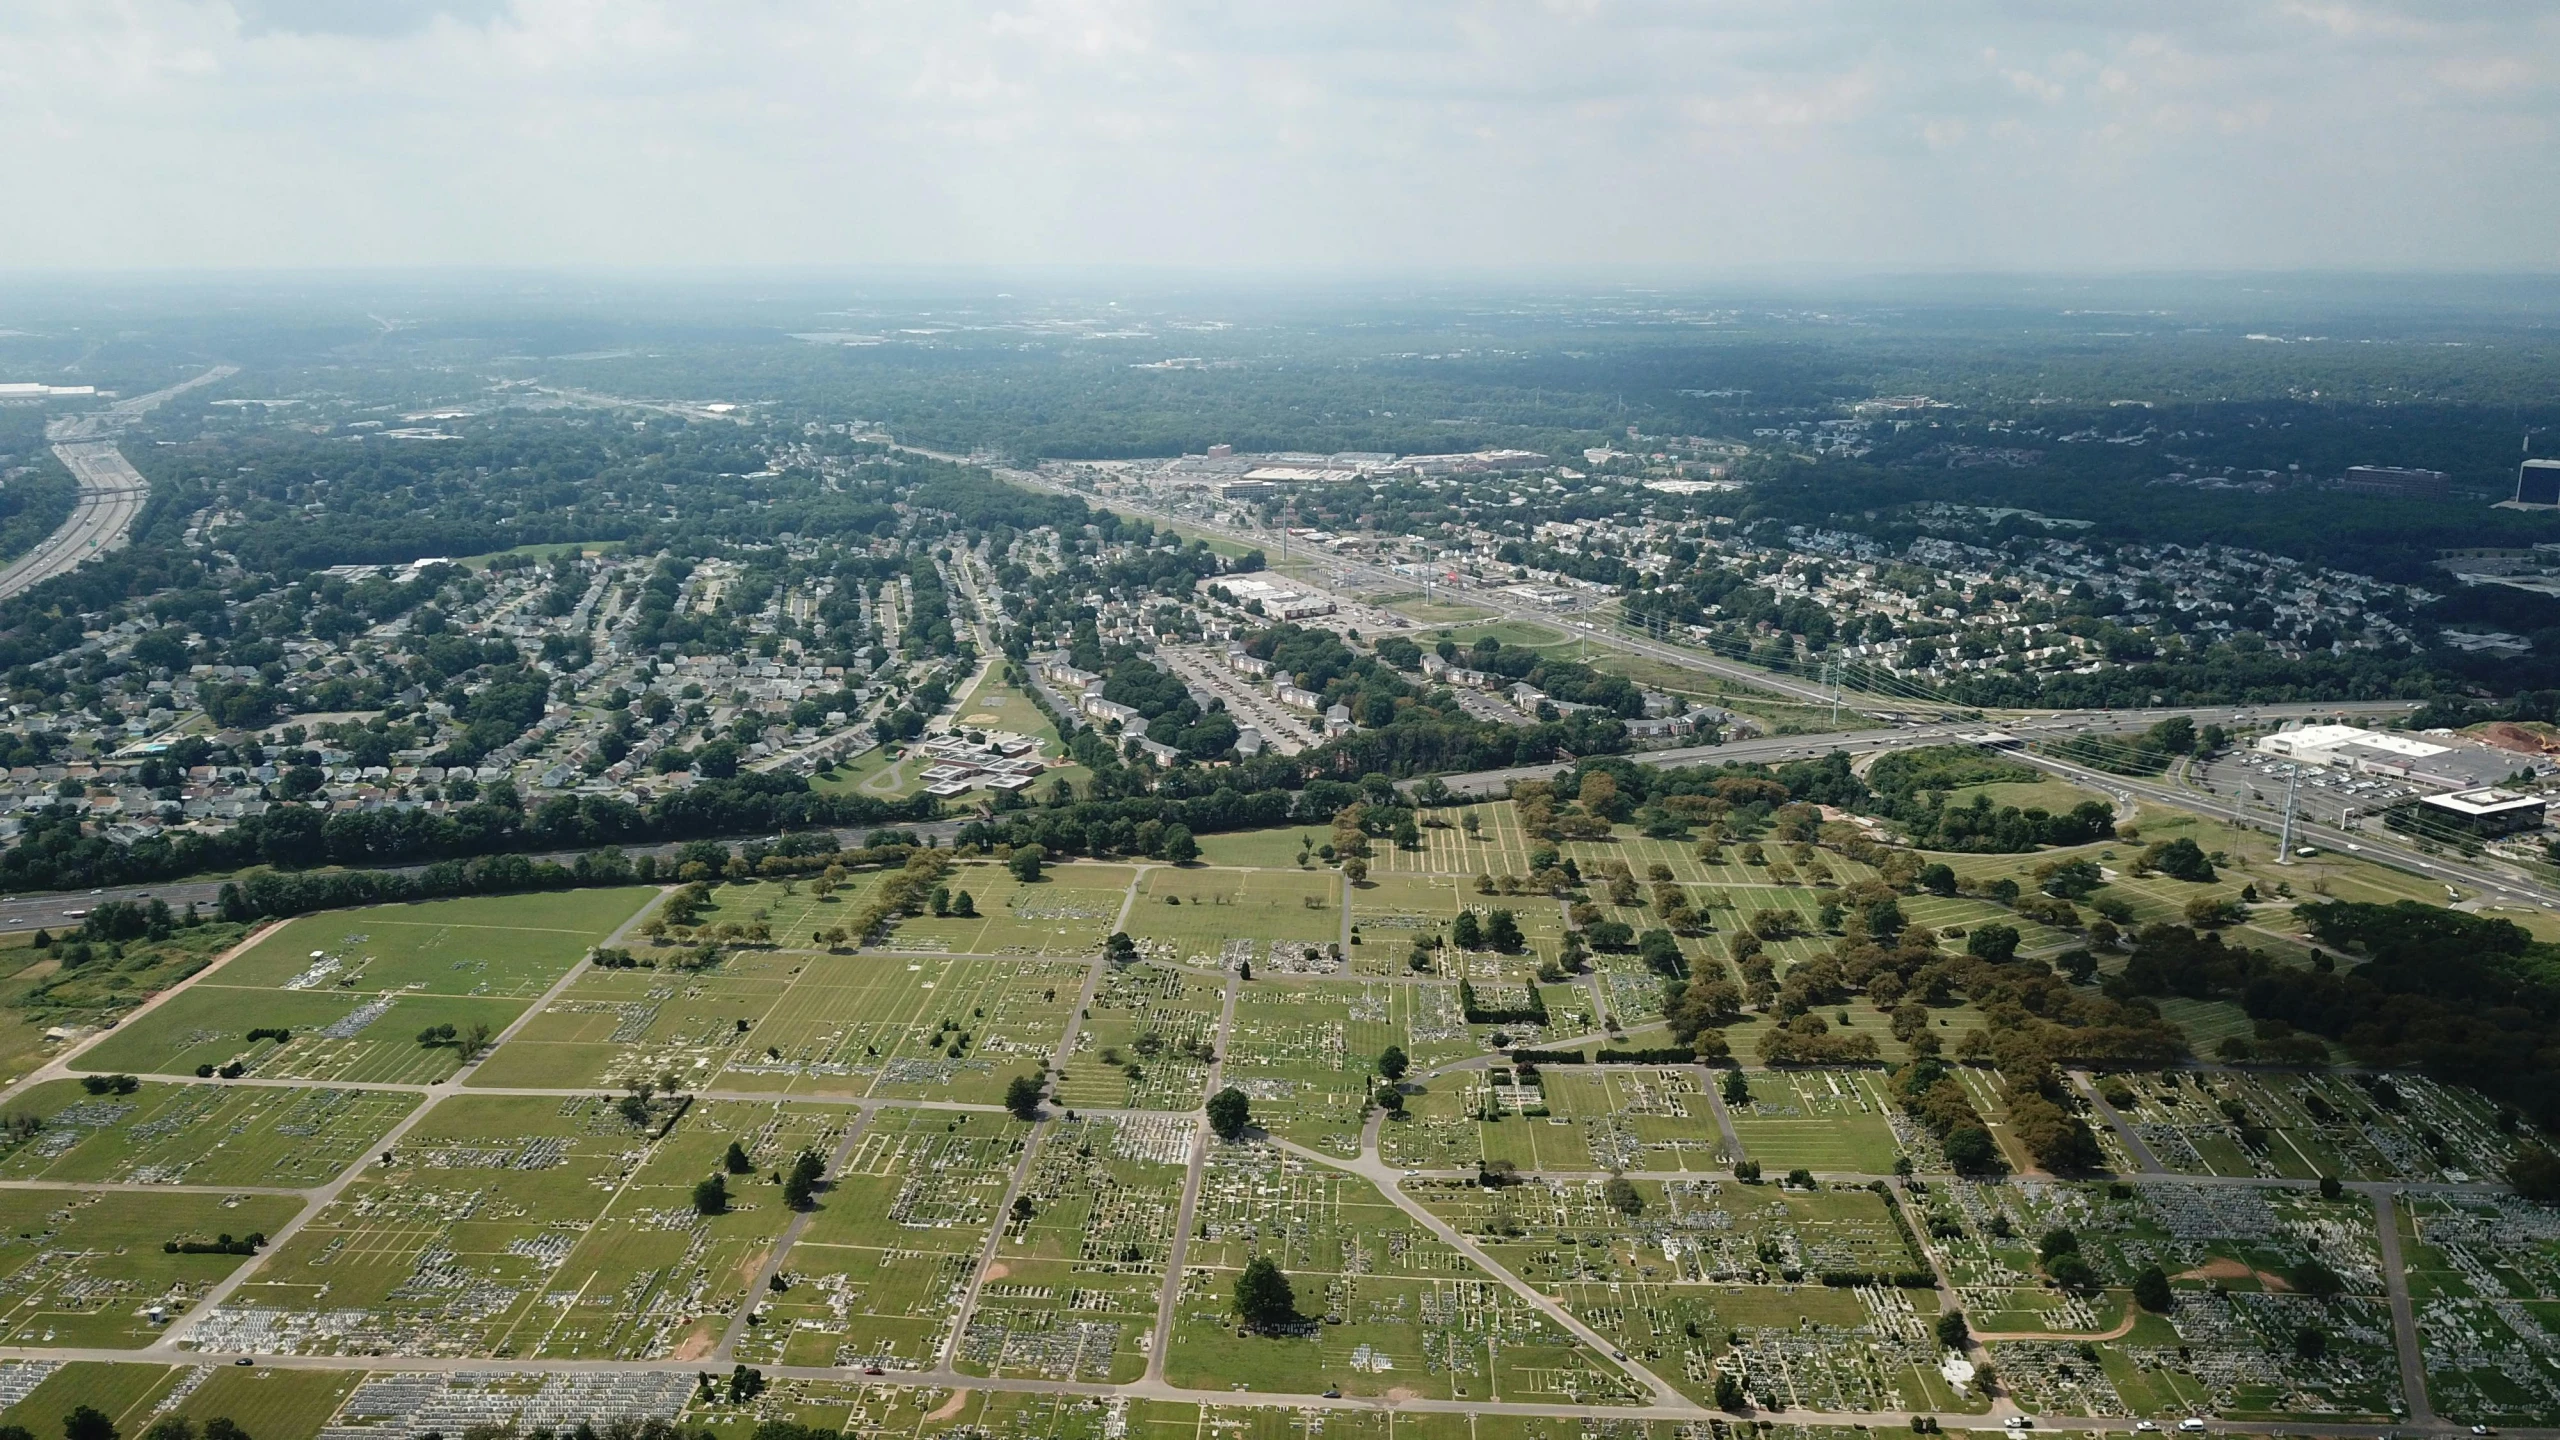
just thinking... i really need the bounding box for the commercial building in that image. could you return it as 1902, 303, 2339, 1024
2513, 458, 2560, 510
2414, 787, 2547, 837
2255, 723, 2526, 791
2338, 466, 2451, 501
1396, 449, 1553, 475
1208, 576, 1335, 621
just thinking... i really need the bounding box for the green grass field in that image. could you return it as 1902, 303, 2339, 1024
75, 889, 655, 1085
1, 1363, 183, 1434
476, 946, 1084, 1103
0, 1078, 414, 1186
1125, 866, 1341, 966
1384, 596, 1498, 626
172, 1367, 362, 1440
0, 1190, 304, 1347
1724, 1069, 1903, 1172
78, 986, 528, 1084
217, 888, 652, 995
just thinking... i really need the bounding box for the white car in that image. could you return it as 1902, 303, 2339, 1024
2178, 1421, 2208, 1434
2134, 1424, 2159, 1434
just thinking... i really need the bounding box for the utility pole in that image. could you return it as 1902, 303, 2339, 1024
2276, 767, 2301, 863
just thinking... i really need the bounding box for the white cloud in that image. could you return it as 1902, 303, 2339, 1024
0, 0, 2551, 270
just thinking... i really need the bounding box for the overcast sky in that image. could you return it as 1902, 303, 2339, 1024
1, 0, 2555, 274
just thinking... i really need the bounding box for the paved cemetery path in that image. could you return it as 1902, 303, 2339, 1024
1145, 961, 1241, 1383
2371, 1187, 2435, 1424
1261, 1130, 1691, 1408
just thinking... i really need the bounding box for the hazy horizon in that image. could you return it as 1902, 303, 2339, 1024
2, 1, 2555, 274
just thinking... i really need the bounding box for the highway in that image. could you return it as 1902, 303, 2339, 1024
2013, 743, 2560, 913
0, 365, 237, 602
1416, 700, 2421, 796
42, 362, 238, 443
0, 440, 152, 601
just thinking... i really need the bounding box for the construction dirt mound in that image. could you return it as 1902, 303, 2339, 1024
2470, 720, 2560, 756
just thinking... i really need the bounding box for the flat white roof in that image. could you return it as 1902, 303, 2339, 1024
2419, 787, 2544, 816
2261, 724, 2446, 758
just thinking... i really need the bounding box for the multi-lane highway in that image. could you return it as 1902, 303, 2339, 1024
1418, 700, 2420, 796
2013, 742, 2560, 914
0, 440, 153, 601
0, 365, 237, 602
42, 362, 237, 443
